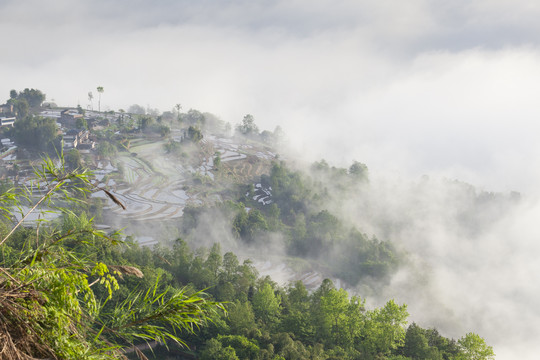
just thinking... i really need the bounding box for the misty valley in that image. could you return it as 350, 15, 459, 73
0, 89, 503, 359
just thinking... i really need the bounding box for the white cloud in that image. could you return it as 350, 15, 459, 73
2, 2, 540, 357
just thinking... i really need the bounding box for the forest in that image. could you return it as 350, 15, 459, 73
0, 169, 494, 359
0, 89, 497, 359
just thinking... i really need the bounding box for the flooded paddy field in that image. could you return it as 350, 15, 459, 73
93, 134, 277, 226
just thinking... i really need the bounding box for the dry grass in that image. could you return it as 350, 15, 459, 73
0, 282, 56, 360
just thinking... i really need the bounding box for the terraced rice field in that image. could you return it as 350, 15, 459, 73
94, 135, 277, 222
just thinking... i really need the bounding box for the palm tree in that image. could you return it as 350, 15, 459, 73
175, 103, 182, 122
97, 86, 104, 112
88, 91, 93, 111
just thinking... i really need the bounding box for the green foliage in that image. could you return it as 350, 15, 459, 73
403, 323, 444, 360
97, 141, 118, 158
65, 148, 82, 169
12, 115, 59, 151
11, 98, 30, 119
8, 88, 46, 108
252, 282, 281, 326
138, 115, 154, 131
218, 334, 261, 359
76, 116, 88, 129
233, 208, 268, 243
214, 151, 222, 170
182, 109, 206, 126
0, 156, 223, 359
349, 160, 369, 181
102, 274, 223, 348
236, 114, 259, 137
187, 125, 203, 142
456, 333, 495, 360
201, 338, 240, 360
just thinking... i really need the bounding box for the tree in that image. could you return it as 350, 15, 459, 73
403, 323, 442, 360
187, 125, 203, 142
65, 148, 82, 169
128, 104, 146, 115
13, 98, 29, 119
361, 300, 409, 357
88, 91, 94, 110
201, 338, 239, 360
13, 88, 46, 108
218, 335, 260, 359
227, 300, 256, 335
349, 160, 369, 181
175, 103, 182, 122
319, 288, 349, 346
236, 114, 259, 137
139, 115, 154, 131
214, 151, 222, 170
75, 117, 87, 129
97, 86, 104, 112
205, 243, 223, 279
13, 115, 58, 151
252, 282, 281, 326
456, 333, 495, 360
184, 109, 205, 126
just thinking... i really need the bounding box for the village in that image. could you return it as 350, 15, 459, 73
0, 92, 279, 229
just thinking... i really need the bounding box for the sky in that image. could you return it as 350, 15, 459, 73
2, 1, 540, 357
3, 0, 540, 192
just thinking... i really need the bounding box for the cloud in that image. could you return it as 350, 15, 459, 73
2, 2, 540, 357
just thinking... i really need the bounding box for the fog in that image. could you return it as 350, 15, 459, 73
343, 175, 539, 360
3, 1, 540, 358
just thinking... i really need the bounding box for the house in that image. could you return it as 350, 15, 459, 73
63, 129, 92, 150
0, 104, 13, 114
77, 141, 95, 150
0, 116, 15, 127
63, 134, 78, 149
60, 109, 83, 126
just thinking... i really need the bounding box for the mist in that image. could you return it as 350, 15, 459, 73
3, 1, 540, 358
338, 175, 537, 360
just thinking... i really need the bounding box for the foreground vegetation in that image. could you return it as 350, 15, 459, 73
0, 158, 222, 359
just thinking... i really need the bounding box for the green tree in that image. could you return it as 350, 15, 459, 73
187, 125, 203, 142
97, 141, 118, 158
227, 300, 257, 335
201, 338, 240, 360
75, 116, 87, 129
319, 287, 349, 346
205, 243, 223, 279
218, 335, 261, 359
236, 114, 259, 137
252, 282, 281, 326
403, 323, 442, 360
65, 148, 82, 169
214, 151, 222, 170
12, 88, 46, 108
13, 98, 30, 119
349, 160, 369, 181
13, 115, 58, 151
139, 115, 154, 131
361, 300, 409, 357
281, 281, 314, 341
185, 109, 205, 126
456, 333, 495, 360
